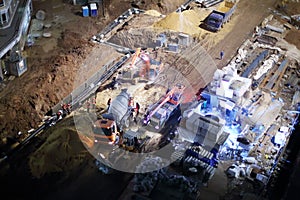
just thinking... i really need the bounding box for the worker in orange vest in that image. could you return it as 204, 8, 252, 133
86, 99, 91, 113
129, 95, 140, 123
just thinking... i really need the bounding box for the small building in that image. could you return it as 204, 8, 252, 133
90, 3, 97, 17
178, 33, 189, 46
5, 50, 27, 76
82, 6, 89, 17
0, 0, 33, 80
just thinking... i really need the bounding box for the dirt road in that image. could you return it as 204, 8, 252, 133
209, 0, 277, 68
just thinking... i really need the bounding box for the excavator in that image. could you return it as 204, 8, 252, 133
120, 48, 162, 84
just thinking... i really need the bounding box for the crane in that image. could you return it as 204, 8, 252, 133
143, 84, 185, 129
130, 47, 141, 68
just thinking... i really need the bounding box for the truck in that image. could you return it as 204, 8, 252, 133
143, 84, 185, 131
92, 88, 139, 144
203, 0, 238, 32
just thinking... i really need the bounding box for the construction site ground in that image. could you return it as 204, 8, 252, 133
1, 0, 300, 199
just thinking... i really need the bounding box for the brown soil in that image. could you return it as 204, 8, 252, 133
0, 0, 292, 199
284, 28, 300, 50
0, 0, 187, 138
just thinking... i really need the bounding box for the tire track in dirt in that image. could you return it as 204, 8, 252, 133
208, 0, 277, 69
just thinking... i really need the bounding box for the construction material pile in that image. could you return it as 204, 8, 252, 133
153, 10, 205, 35
133, 156, 168, 192
28, 126, 87, 178
144, 9, 163, 17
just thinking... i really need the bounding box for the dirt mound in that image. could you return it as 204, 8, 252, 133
29, 125, 87, 178
284, 29, 300, 50
109, 28, 157, 49
132, 0, 186, 14
0, 36, 94, 135
153, 10, 204, 35
145, 9, 162, 17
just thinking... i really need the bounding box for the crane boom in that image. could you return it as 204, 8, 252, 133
148, 88, 175, 119
130, 48, 141, 68
144, 84, 185, 125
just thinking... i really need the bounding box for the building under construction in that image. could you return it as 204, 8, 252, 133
0, 0, 32, 80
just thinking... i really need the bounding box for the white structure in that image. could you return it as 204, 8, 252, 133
178, 33, 190, 46
213, 67, 252, 102
0, 0, 32, 80
179, 102, 225, 149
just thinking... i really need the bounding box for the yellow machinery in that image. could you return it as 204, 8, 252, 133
121, 130, 150, 152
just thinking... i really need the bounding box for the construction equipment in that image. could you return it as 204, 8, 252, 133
203, 0, 238, 31
143, 84, 185, 130
119, 48, 162, 84
93, 117, 119, 144
107, 88, 138, 128
92, 88, 139, 143
120, 129, 150, 152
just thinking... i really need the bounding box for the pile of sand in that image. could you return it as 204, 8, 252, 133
28, 126, 87, 178
145, 9, 163, 17
153, 10, 204, 35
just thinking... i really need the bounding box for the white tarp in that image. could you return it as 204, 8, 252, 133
274, 131, 286, 146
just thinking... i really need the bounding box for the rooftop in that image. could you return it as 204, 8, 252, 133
0, 0, 31, 58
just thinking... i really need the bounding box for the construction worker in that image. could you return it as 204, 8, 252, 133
114, 133, 120, 145
220, 51, 224, 60
109, 77, 119, 90
61, 103, 71, 115
129, 95, 140, 123
129, 95, 134, 107
66, 103, 71, 114
86, 99, 91, 113
57, 110, 63, 120
107, 98, 111, 111
134, 102, 140, 122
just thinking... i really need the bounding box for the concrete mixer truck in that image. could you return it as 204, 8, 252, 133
93, 89, 140, 144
